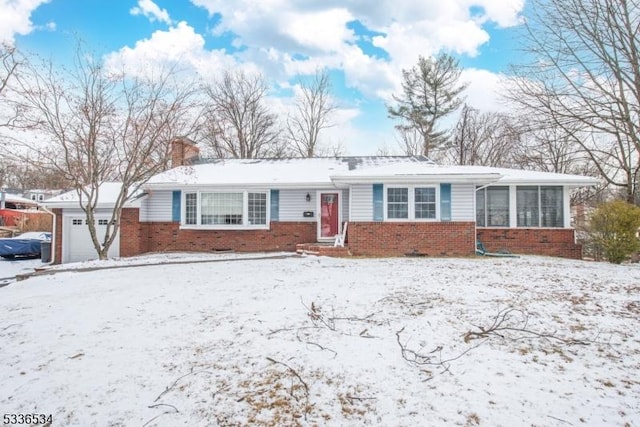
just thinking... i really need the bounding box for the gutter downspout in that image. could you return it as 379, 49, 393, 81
474, 183, 493, 192
40, 204, 56, 265
474, 183, 494, 254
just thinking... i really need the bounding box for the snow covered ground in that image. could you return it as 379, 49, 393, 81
0, 257, 46, 283
1, 254, 638, 426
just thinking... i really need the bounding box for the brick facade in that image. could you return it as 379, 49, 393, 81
118, 208, 317, 255
52, 208, 63, 264
476, 228, 582, 259
119, 208, 148, 257
54, 208, 582, 262
347, 222, 476, 257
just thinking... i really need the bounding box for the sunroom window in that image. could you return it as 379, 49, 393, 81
540, 186, 563, 227
516, 186, 539, 227
515, 186, 564, 228
183, 191, 268, 228
477, 186, 509, 227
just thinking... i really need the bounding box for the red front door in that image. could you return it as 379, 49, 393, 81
320, 193, 339, 238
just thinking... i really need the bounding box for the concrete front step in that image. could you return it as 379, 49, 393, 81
296, 243, 351, 257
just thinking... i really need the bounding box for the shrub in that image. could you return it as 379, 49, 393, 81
589, 200, 640, 264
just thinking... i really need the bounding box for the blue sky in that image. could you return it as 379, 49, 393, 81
2, 0, 526, 155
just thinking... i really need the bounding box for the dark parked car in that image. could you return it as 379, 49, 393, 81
0, 232, 52, 259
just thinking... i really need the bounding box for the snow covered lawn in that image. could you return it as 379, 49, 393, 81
0, 257, 46, 284
1, 254, 638, 426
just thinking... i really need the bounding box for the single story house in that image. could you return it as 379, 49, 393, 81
45, 140, 598, 264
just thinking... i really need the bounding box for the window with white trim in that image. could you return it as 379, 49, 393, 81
516, 186, 539, 227
202, 192, 243, 225
185, 193, 197, 225
386, 186, 437, 220
476, 186, 509, 227
183, 191, 269, 228
540, 186, 564, 227
414, 187, 436, 219
387, 188, 408, 219
248, 192, 267, 225
515, 186, 564, 228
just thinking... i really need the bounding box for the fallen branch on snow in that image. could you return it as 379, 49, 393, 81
463, 307, 592, 346
395, 327, 486, 373
143, 403, 179, 427
296, 330, 338, 358
154, 368, 213, 402
301, 298, 384, 333
265, 356, 309, 399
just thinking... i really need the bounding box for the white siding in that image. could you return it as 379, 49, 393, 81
341, 189, 349, 221
563, 186, 571, 228
451, 184, 475, 221
140, 190, 173, 222
279, 189, 316, 222
350, 184, 373, 221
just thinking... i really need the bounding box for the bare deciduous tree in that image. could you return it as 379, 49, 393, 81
504, 0, 640, 203
445, 105, 520, 167
395, 127, 422, 156
0, 43, 18, 95
0, 43, 21, 127
202, 70, 280, 158
388, 53, 467, 157
286, 70, 335, 157
0, 156, 71, 190
514, 123, 587, 174
7, 45, 198, 259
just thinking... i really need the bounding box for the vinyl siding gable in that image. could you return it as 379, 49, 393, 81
140, 190, 173, 222
350, 185, 373, 221
451, 184, 475, 221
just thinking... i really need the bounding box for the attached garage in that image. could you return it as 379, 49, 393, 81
45, 183, 141, 264
62, 213, 120, 263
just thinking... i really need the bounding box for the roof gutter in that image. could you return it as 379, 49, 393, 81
330, 173, 503, 185
143, 182, 341, 191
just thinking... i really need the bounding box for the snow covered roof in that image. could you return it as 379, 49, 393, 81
145, 157, 599, 189
0, 193, 40, 206
44, 182, 144, 208
475, 167, 600, 187
146, 157, 434, 189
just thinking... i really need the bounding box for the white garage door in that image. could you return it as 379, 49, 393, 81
64, 216, 120, 263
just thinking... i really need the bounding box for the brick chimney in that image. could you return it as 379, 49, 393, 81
171, 137, 200, 168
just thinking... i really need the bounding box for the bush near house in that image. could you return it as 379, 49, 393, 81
589, 200, 640, 264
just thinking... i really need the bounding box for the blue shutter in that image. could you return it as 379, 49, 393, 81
440, 183, 451, 221
270, 189, 279, 221
373, 184, 383, 221
172, 190, 181, 222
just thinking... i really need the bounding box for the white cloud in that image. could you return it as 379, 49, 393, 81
130, 0, 172, 25
472, 0, 525, 27
104, 21, 239, 79
0, 0, 50, 43
461, 68, 511, 112
189, 0, 524, 102
100, 1, 525, 154
281, 8, 355, 53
